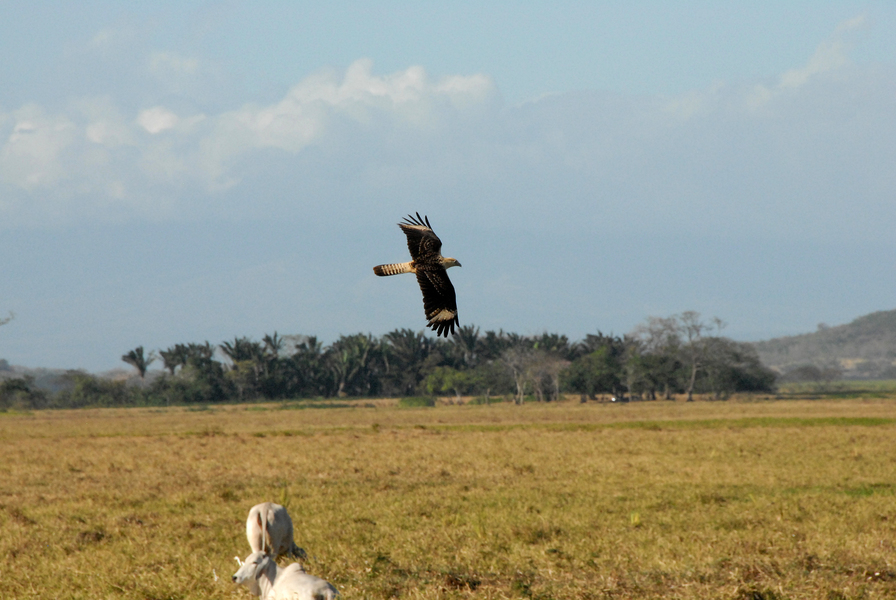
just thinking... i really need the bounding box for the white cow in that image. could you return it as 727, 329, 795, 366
246, 502, 306, 560
233, 551, 339, 600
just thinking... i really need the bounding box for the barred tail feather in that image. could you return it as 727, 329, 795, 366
373, 262, 414, 276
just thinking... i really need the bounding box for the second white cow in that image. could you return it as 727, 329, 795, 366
232, 551, 339, 600
246, 502, 306, 560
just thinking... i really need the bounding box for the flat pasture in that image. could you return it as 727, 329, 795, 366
1, 398, 895, 599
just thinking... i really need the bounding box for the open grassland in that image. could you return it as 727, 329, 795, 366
776, 380, 896, 398
1, 398, 895, 600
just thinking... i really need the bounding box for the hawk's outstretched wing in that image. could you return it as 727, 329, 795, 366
399, 213, 459, 337
399, 213, 442, 263
415, 267, 459, 337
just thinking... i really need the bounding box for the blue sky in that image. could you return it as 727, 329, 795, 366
1, 2, 895, 371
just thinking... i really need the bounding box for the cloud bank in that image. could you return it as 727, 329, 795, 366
0, 59, 498, 222
1, 18, 894, 244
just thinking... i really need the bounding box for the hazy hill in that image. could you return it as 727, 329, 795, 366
752, 309, 896, 380
0, 361, 144, 391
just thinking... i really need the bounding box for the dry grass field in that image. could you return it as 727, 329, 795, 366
1, 397, 895, 599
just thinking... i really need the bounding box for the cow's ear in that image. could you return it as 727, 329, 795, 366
255, 558, 268, 580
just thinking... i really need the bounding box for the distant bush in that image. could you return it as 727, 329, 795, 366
53, 372, 141, 408
146, 365, 230, 405
0, 376, 49, 410
779, 365, 841, 384
399, 396, 436, 407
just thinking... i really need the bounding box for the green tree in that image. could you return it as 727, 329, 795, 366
532, 332, 574, 360
324, 334, 382, 397
698, 338, 777, 398
424, 362, 513, 401
258, 332, 289, 398
56, 371, 139, 408
424, 366, 473, 400
472, 360, 515, 400
478, 330, 516, 362
628, 317, 682, 399
627, 312, 724, 401
287, 336, 327, 397
122, 346, 156, 380
159, 343, 191, 375
0, 376, 49, 410
562, 335, 625, 399
451, 325, 481, 367
383, 329, 440, 396
220, 337, 265, 365
148, 341, 228, 405
501, 345, 539, 404
678, 311, 711, 402
529, 351, 569, 402
220, 337, 267, 399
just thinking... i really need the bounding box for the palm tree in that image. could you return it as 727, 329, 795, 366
122, 346, 156, 380
262, 332, 284, 357
159, 343, 190, 375
532, 332, 573, 360
452, 325, 481, 367
478, 329, 515, 361
288, 336, 326, 397
185, 342, 215, 363
325, 334, 381, 397
220, 337, 264, 365
383, 329, 438, 396
220, 337, 266, 400
258, 332, 288, 398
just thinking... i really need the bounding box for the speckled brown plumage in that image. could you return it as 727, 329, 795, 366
373, 212, 461, 337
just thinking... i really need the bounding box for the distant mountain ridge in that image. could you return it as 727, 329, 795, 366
751, 309, 896, 380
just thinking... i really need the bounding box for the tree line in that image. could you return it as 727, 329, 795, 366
0, 312, 775, 410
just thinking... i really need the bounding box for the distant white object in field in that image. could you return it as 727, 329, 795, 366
232, 551, 339, 600
246, 502, 306, 560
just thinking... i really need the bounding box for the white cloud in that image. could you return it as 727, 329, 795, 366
85, 23, 144, 56
778, 39, 849, 90
149, 51, 200, 77
137, 106, 179, 134
86, 120, 128, 146
747, 15, 866, 109
272, 58, 495, 126
0, 60, 499, 217
197, 59, 497, 184
0, 41, 893, 245
146, 51, 211, 98
437, 73, 497, 109
0, 105, 77, 190
88, 27, 120, 49
662, 81, 725, 121
76, 97, 135, 148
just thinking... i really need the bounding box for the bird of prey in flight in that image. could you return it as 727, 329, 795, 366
373, 213, 461, 337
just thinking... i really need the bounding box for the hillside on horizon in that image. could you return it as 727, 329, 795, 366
751, 309, 896, 380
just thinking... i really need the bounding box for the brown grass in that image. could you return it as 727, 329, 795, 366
1, 398, 895, 599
